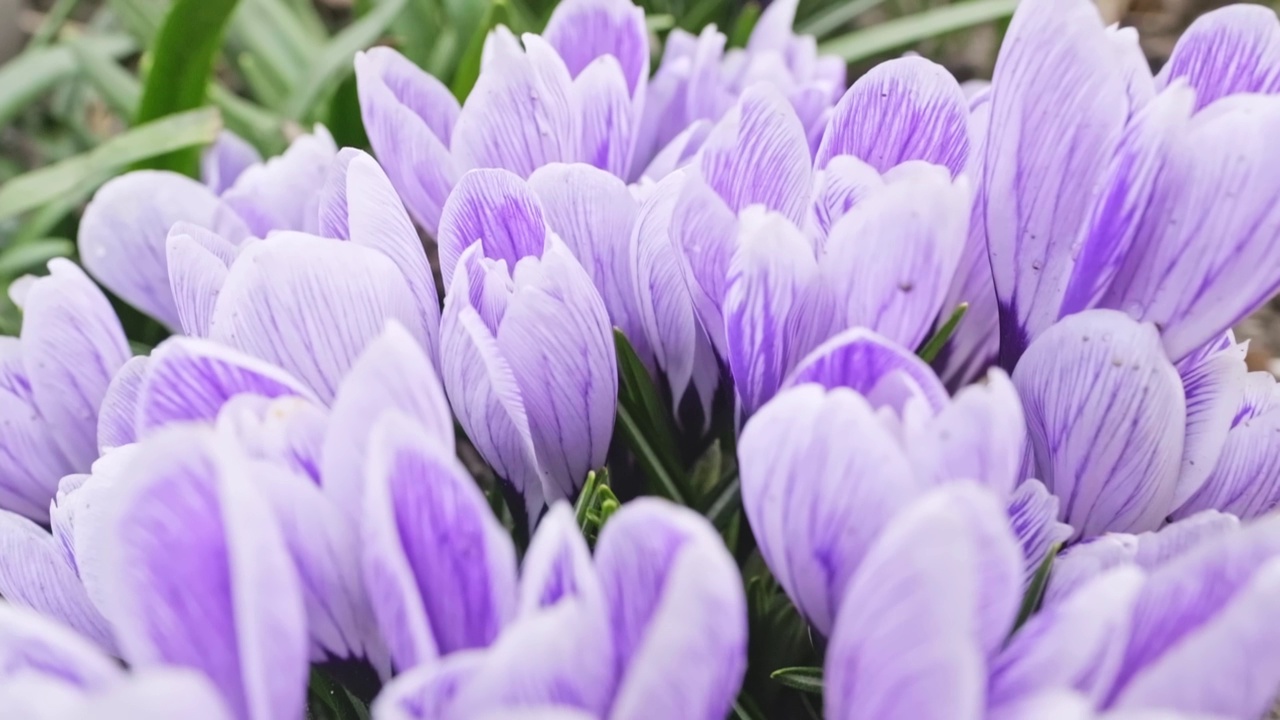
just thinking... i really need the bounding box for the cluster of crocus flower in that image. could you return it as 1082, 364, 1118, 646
2, 0, 1280, 717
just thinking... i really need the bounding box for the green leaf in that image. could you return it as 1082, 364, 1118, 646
210, 85, 290, 156
228, 0, 313, 101
614, 405, 686, 504
1015, 542, 1060, 630
728, 3, 762, 48
702, 476, 741, 530
613, 330, 686, 495
770, 666, 824, 694
0, 108, 222, 222
450, 0, 511, 102
732, 696, 770, 720
0, 35, 136, 128
134, 0, 242, 176
305, 668, 369, 720
797, 0, 889, 38
105, 0, 171, 41
917, 301, 968, 363
71, 43, 143, 119
29, 0, 85, 48
819, 0, 1018, 62
0, 238, 75, 278
284, 0, 408, 120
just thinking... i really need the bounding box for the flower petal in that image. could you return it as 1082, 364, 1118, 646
542, 0, 648, 93
1156, 4, 1280, 110
1013, 310, 1186, 539
221, 128, 337, 236
670, 169, 737, 356
518, 503, 601, 614
436, 169, 548, 288
1169, 337, 1247, 510
981, 0, 1130, 365
739, 385, 922, 635
724, 208, 833, 415
808, 155, 884, 249
1006, 479, 1073, 585
784, 327, 950, 415
363, 413, 516, 670
202, 131, 262, 196
136, 336, 317, 436
910, 368, 1026, 496
97, 356, 149, 453
165, 222, 236, 338
815, 56, 969, 177
78, 171, 250, 329
355, 47, 461, 236
209, 233, 425, 402
21, 259, 131, 471
0, 342, 77, 521
0, 602, 120, 688
574, 55, 639, 177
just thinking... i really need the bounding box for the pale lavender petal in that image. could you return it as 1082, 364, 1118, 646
322, 322, 454, 528
696, 84, 811, 224
0, 602, 120, 688
166, 223, 236, 338
1013, 310, 1186, 539
1173, 372, 1280, 519
202, 131, 262, 196
1156, 4, 1280, 110
78, 171, 250, 329
436, 168, 547, 288
911, 369, 1026, 496
209, 233, 425, 403
528, 163, 645, 359
86, 427, 307, 720
216, 395, 326, 484
982, 0, 1130, 365
368, 654, 484, 720
21, 259, 130, 471
724, 208, 833, 415
823, 162, 970, 351
808, 155, 884, 250
639, 119, 711, 182
86, 668, 236, 720
990, 567, 1144, 708
441, 248, 543, 525
575, 55, 639, 177
453, 31, 578, 177
0, 511, 115, 652
517, 503, 600, 614
1170, 338, 1247, 509
136, 336, 316, 436
1098, 93, 1280, 362
497, 239, 616, 502
0, 341, 77, 521
363, 414, 516, 670
1007, 479, 1073, 584
355, 47, 461, 236
815, 56, 968, 177
784, 327, 950, 415
221, 128, 337, 236
1107, 515, 1280, 717
543, 0, 648, 93
739, 385, 922, 635
669, 169, 737, 357
825, 483, 1020, 720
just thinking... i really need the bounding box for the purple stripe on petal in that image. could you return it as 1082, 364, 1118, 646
369, 654, 484, 720
1168, 337, 1247, 510
221, 128, 337, 236
363, 414, 516, 670
574, 55, 638, 179
136, 336, 316, 436
21, 259, 130, 471
784, 327, 950, 415
739, 385, 922, 635
436, 169, 547, 288
639, 119, 711, 182
543, 0, 648, 94
1013, 310, 1186, 539
518, 504, 601, 614
815, 56, 969, 177
78, 171, 250, 329
216, 395, 326, 485
1006, 479, 1073, 586
209, 234, 425, 403
1156, 4, 1280, 110
202, 132, 262, 196
670, 169, 737, 357
355, 47, 461, 237
0, 603, 120, 689
0, 353, 77, 521
166, 223, 235, 338
911, 369, 1026, 497
808, 155, 884, 250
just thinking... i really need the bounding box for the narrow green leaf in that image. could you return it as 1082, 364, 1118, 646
797, 0, 888, 38
228, 0, 311, 100
0, 108, 222, 222
0, 35, 135, 127
9, 193, 84, 247
450, 0, 510, 102
614, 330, 684, 481
29, 0, 84, 47
770, 666, 824, 694
732, 696, 770, 720
398, 0, 445, 68
819, 0, 1018, 62
134, 0, 242, 176
71, 43, 143, 119
702, 476, 741, 530
105, 0, 170, 41
728, 3, 762, 48
210, 85, 290, 156
1015, 542, 1060, 630
645, 13, 675, 32
284, 0, 407, 120
917, 301, 968, 363
0, 239, 76, 278
614, 405, 686, 504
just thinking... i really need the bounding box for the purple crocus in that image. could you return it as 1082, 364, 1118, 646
436, 169, 617, 524
0, 259, 129, 521
78, 129, 337, 328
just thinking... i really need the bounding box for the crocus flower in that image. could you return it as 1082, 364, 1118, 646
739, 328, 1028, 635
0, 604, 233, 720
370, 499, 746, 720
0, 259, 129, 521
77, 128, 336, 328
355, 0, 647, 236
437, 169, 617, 524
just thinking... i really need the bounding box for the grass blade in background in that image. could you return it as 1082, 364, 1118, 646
71, 43, 143, 118
450, 0, 510, 101
134, 0, 242, 176
819, 0, 1017, 62
0, 35, 135, 127
284, 0, 408, 120
797, 0, 889, 38
0, 108, 222, 221
0, 238, 76, 278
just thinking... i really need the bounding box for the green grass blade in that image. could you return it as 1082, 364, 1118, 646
769, 666, 824, 694
0, 108, 222, 222
818, 0, 1018, 62
228, 1, 310, 100
0, 238, 76, 278
71, 43, 143, 119
29, 0, 85, 47
797, 0, 889, 38
917, 301, 969, 363
105, 0, 170, 41
0, 35, 135, 127
134, 0, 242, 176
209, 86, 290, 156
283, 0, 408, 120
450, 0, 510, 102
